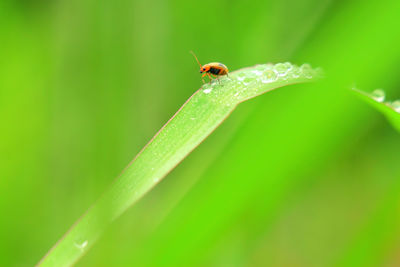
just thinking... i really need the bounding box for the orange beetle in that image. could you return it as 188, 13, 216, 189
190, 51, 229, 83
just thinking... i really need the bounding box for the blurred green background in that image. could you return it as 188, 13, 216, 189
1, 0, 400, 266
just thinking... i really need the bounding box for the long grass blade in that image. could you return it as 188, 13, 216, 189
352, 88, 400, 132
38, 63, 322, 267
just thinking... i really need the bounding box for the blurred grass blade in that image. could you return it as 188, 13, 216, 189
38, 63, 322, 267
352, 88, 400, 132
336, 174, 400, 267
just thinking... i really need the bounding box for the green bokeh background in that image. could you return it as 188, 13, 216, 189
1, 0, 400, 266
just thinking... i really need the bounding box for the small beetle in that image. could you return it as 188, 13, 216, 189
190, 51, 229, 83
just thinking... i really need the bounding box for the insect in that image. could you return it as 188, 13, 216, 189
190, 51, 229, 84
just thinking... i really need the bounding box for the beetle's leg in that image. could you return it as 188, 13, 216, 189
207, 73, 214, 84
211, 74, 221, 84
200, 73, 206, 84
210, 73, 221, 84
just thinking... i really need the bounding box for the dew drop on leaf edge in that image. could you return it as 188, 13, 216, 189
371, 89, 385, 102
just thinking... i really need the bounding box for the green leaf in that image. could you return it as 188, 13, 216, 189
38, 62, 322, 267
352, 88, 400, 132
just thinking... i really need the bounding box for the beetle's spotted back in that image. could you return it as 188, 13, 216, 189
218, 63, 227, 69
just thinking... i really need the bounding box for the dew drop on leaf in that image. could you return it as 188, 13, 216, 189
74, 240, 88, 252
261, 70, 278, 83
273, 63, 290, 76
391, 100, 400, 113
300, 64, 313, 79
371, 89, 385, 102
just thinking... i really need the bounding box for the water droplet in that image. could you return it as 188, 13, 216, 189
391, 100, 400, 113
153, 178, 160, 183
234, 92, 239, 97
255, 64, 268, 71
251, 70, 263, 76
273, 63, 290, 76
261, 70, 278, 83
290, 68, 301, 78
203, 88, 212, 94
283, 62, 293, 72
74, 240, 88, 251
236, 72, 246, 81
190, 117, 196, 120
300, 64, 313, 79
371, 89, 385, 102
243, 70, 258, 78
242, 77, 253, 86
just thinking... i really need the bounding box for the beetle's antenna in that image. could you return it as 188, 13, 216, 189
190, 51, 205, 83
190, 51, 202, 67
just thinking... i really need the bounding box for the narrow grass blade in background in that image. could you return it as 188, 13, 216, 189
352, 88, 400, 133
38, 63, 322, 267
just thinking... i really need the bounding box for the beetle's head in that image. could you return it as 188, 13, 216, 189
199, 65, 209, 73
